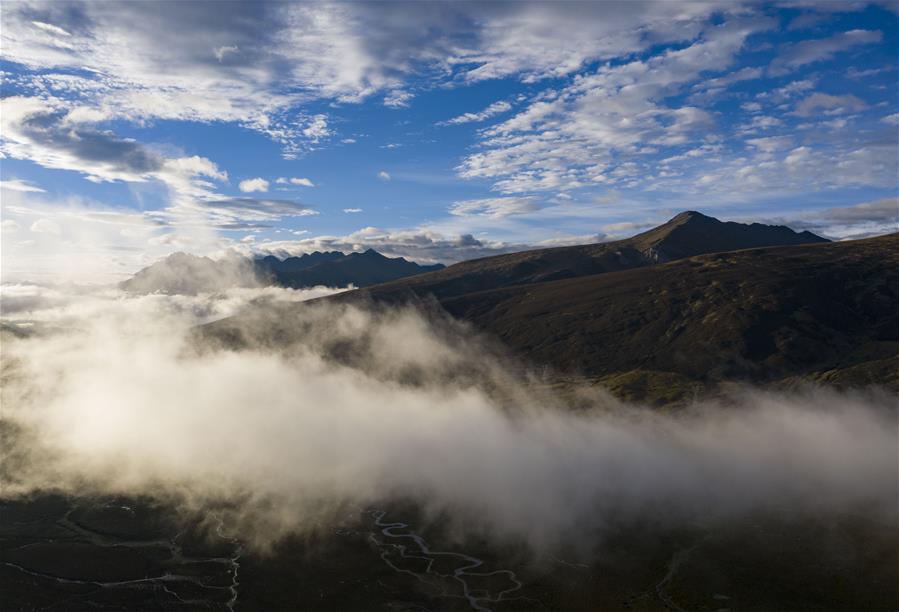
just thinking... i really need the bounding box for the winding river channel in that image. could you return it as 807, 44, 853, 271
1, 503, 242, 610
368, 509, 535, 612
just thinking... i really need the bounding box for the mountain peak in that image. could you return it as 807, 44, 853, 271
634, 211, 827, 263
122, 247, 443, 294
664, 210, 720, 229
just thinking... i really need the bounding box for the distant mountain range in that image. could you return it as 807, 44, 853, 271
120, 249, 444, 294
342, 210, 829, 302
199, 211, 899, 403
320, 212, 890, 401
433, 234, 897, 399
255, 249, 444, 289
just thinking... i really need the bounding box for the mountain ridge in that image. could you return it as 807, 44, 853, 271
119, 249, 444, 294
197, 212, 891, 403
310, 231, 896, 402
632, 210, 828, 262
202, 232, 897, 404
345, 211, 829, 303
435, 234, 898, 389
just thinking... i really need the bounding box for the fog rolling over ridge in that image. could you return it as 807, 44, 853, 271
2, 0, 897, 606
118, 248, 445, 295
2, 282, 895, 553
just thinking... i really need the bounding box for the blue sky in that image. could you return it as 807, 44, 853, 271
1, 1, 897, 282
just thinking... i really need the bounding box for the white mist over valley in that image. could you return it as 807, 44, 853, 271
2, 1, 896, 608
3, 283, 894, 554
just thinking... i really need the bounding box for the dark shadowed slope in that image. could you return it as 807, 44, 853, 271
441, 235, 898, 390
255, 251, 346, 277
627, 210, 827, 261
265, 249, 444, 288
357, 211, 828, 302
324, 233, 897, 400
200, 214, 894, 400
120, 249, 443, 294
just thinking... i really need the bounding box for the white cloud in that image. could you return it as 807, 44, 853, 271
0, 191, 169, 282
343, 208, 363, 213
377, 171, 391, 181
384, 90, 414, 108
763, 79, 817, 103
0, 1, 887, 180
846, 65, 893, 79
821, 117, 849, 130
0, 187, 320, 283
257, 226, 523, 265
449, 197, 540, 219
813, 197, 898, 224
0, 1, 737, 159
30, 20, 71, 37
440, 101, 512, 125
772, 197, 898, 240
1, 179, 46, 193
276, 177, 315, 187
601, 220, 655, 235
450, 2, 725, 83
736, 114, 784, 134
1, 96, 166, 184
746, 136, 794, 153
2, 287, 893, 553
238, 178, 270, 193
458, 16, 774, 193
662, 138, 897, 196
2, 219, 21, 232
0, 1, 894, 248
880, 113, 899, 125
197, 198, 318, 221
770, 29, 883, 75
693, 66, 763, 92
0, 96, 320, 242
795, 92, 867, 116
30, 218, 62, 235
741, 102, 763, 113
301, 114, 332, 142
1, 5, 350, 156
214, 45, 239, 62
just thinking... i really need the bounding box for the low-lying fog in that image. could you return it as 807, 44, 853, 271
1, 283, 896, 552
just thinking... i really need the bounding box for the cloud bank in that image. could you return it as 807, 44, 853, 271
2, 1, 895, 282
2, 285, 895, 553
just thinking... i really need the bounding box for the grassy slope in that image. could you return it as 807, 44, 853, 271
358, 234, 899, 402
357, 211, 827, 302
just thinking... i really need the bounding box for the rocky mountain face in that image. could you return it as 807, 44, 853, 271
197, 212, 896, 404
257, 249, 444, 289
630, 210, 827, 263
312, 214, 894, 400
433, 234, 898, 397
345, 211, 829, 303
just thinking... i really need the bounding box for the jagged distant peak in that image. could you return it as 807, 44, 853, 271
121, 247, 442, 294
